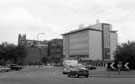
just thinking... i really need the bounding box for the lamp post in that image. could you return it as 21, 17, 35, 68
36, 33, 45, 65
37, 33, 45, 41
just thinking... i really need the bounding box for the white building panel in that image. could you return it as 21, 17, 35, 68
89, 30, 102, 60
110, 33, 118, 60
63, 35, 70, 59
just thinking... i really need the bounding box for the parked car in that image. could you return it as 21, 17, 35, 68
8, 64, 22, 71
63, 67, 72, 74
0, 66, 11, 72
67, 67, 89, 78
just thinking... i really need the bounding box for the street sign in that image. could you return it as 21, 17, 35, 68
124, 62, 129, 69
110, 63, 115, 70
117, 62, 122, 69
108, 62, 130, 71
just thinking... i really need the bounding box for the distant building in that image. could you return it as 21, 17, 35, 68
18, 34, 48, 47
24, 45, 42, 64
48, 39, 63, 64
62, 23, 118, 63
18, 34, 48, 65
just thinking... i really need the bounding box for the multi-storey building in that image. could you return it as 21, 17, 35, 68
48, 39, 63, 64
62, 23, 118, 64
18, 34, 48, 64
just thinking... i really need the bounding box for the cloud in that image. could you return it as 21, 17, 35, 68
0, 7, 45, 31
0, 0, 135, 44
114, 21, 135, 43
117, 0, 135, 10
47, 0, 120, 10
0, 7, 51, 44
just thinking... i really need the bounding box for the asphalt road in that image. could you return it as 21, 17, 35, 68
0, 66, 135, 84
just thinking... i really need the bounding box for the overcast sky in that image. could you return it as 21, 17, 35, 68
0, 0, 135, 44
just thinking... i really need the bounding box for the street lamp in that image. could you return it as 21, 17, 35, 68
37, 33, 45, 41
36, 33, 45, 65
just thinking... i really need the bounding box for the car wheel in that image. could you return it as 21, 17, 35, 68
76, 74, 79, 78
68, 74, 70, 77
17, 68, 20, 71
18, 68, 20, 71
63, 72, 66, 74
85, 75, 89, 78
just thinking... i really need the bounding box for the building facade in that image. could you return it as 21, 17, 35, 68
18, 34, 48, 65
24, 45, 42, 64
18, 34, 48, 47
18, 34, 64, 65
48, 39, 63, 64
62, 23, 118, 62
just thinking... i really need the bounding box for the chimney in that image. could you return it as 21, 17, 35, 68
96, 19, 100, 24
79, 24, 84, 29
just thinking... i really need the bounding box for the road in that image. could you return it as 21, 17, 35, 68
0, 66, 135, 84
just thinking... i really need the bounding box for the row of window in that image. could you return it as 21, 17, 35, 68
69, 55, 89, 58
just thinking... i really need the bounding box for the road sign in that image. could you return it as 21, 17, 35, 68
108, 62, 131, 71
124, 62, 129, 69
110, 63, 115, 70
117, 62, 122, 69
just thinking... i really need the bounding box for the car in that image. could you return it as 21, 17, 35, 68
8, 64, 22, 71
0, 66, 11, 72
67, 67, 89, 78
63, 67, 71, 74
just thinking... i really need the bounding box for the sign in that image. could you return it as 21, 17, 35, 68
110, 63, 115, 70
124, 62, 129, 69
107, 62, 117, 71
108, 62, 130, 71
117, 62, 122, 69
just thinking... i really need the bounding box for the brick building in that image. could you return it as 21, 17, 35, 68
24, 45, 42, 64
18, 34, 48, 65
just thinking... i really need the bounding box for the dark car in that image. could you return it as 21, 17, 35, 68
68, 67, 89, 78
8, 64, 22, 71
63, 67, 71, 74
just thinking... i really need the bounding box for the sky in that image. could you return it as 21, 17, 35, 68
0, 0, 135, 44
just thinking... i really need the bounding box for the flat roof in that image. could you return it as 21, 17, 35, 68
62, 26, 117, 36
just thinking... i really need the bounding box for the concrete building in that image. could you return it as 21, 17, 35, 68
62, 23, 118, 63
48, 39, 63, 64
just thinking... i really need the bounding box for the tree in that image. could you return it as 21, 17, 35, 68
0, 42, 15, 64
15, 45, 26, 64
114, 41, 135, 63
0, 42, 26, 65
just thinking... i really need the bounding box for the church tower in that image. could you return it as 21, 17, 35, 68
18, 34, 26, 45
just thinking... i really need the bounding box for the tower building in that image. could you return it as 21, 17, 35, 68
62, 23, 118, 63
